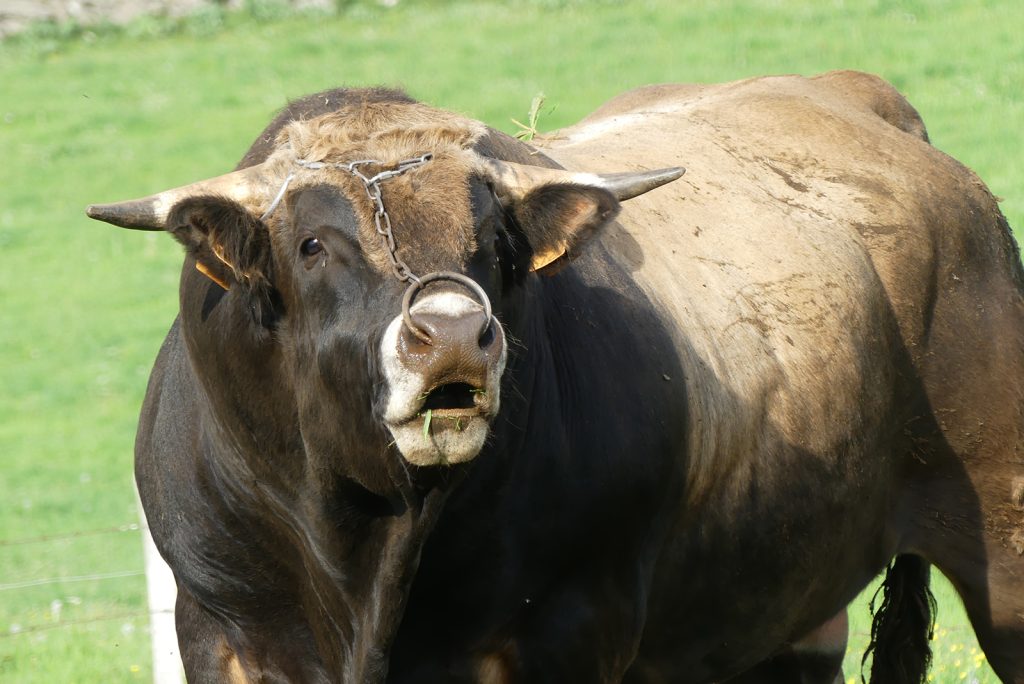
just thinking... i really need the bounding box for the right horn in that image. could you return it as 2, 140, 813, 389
480, 158, 684, 201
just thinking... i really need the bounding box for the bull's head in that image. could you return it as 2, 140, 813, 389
87, 107, 681, 475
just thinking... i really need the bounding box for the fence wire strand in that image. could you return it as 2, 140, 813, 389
3, 608, 173, 638
0, 523, 141, 547
0, 569, 145, 592
1, 522, 157, 640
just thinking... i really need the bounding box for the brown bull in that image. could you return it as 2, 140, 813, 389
88, 71, 1024, 682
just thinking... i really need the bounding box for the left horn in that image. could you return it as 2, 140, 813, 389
86, 163, 273, 230
480, 158, 684, 202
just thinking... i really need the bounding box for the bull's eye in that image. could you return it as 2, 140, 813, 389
300, 236, 323, 258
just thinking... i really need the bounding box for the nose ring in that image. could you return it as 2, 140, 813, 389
401, 271, 494, 345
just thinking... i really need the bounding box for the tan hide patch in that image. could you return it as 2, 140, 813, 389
217, 639, 251, 684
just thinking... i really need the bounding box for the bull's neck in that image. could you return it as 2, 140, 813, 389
310, 485, 453, 682
180, 263, 452, 682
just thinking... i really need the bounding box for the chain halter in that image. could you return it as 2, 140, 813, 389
261, 153, 493, 344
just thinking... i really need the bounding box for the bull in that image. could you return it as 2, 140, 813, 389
88, 71, 1024, 683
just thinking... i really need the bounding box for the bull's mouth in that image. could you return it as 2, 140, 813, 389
415, 382, 485, 445
386, 379, 498, 467
421, 382, 483, 414
379, 310, 506, 467
415, 381, 489, 438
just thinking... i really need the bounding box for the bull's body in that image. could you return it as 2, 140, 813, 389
100, 72, 1023, 682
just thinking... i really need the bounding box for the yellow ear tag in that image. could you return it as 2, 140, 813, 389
529, 244, 568, 272
195, 261, 231, 290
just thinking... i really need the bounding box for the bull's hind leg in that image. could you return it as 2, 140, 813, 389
724, 610, 847, 684
905, 353, 1024, 680
912, 469, 1024, 683
900, 206, 1024, 682
955, 538, 1024, 683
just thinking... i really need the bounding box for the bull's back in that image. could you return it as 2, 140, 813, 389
543, 71, 1020, 351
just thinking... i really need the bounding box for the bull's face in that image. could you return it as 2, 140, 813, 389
279, 171, 515, 468
87, 112, 681, 474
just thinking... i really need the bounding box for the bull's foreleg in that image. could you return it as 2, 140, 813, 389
722, 609, 848, 684
175, 587, 249, 684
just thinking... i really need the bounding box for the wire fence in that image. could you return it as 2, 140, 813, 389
0, 517, 185, 683
0, 522, 146, 633
0, 523, 141, 548
2, 608, 171, 638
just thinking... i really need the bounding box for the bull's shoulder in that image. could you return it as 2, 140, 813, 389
810, 70, 929, 142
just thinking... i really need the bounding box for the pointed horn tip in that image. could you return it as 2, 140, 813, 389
85, 202, 164, 231
639, 167, 685, 184
600, 166, 687, 201
664, 166, 686, 180
86, 203, 127, 225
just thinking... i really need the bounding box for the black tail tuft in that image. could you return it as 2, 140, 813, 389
862, 554, 937, 683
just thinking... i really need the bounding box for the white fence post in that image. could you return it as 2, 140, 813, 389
136, 496, 185, 684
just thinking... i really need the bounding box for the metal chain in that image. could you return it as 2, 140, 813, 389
292, 153, 433, 285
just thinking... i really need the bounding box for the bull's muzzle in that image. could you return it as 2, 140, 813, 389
380, 274, 506, 466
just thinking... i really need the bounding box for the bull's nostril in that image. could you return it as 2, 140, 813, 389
478, 319, 496, 349
403, 313, 434, 346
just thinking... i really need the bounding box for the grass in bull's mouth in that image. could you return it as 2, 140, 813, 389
422, 408, 433, 438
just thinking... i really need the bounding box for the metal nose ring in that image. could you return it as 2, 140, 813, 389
401, 271, 494, 345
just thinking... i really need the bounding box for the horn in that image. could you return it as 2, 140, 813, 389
86, 163, 273, 230
481, 158, 684, 202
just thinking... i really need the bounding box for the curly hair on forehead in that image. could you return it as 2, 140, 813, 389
258, 101, 488, 279
277, 101, 487, 165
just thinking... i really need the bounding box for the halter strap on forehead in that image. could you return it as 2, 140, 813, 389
259, 153, 435, 222
257, 153, 435, 291
276, 152, 491, 345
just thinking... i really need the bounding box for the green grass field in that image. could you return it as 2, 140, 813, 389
1, 0, 1020, 681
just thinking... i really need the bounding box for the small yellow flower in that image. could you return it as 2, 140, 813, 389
130, 665, 140, 673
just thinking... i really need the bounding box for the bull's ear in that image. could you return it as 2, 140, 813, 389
166, 196, 275, 293
479, 159, 684, 275
511, 184, 620, 275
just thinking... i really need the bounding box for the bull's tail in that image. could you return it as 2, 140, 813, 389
862, 554, 937, 683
